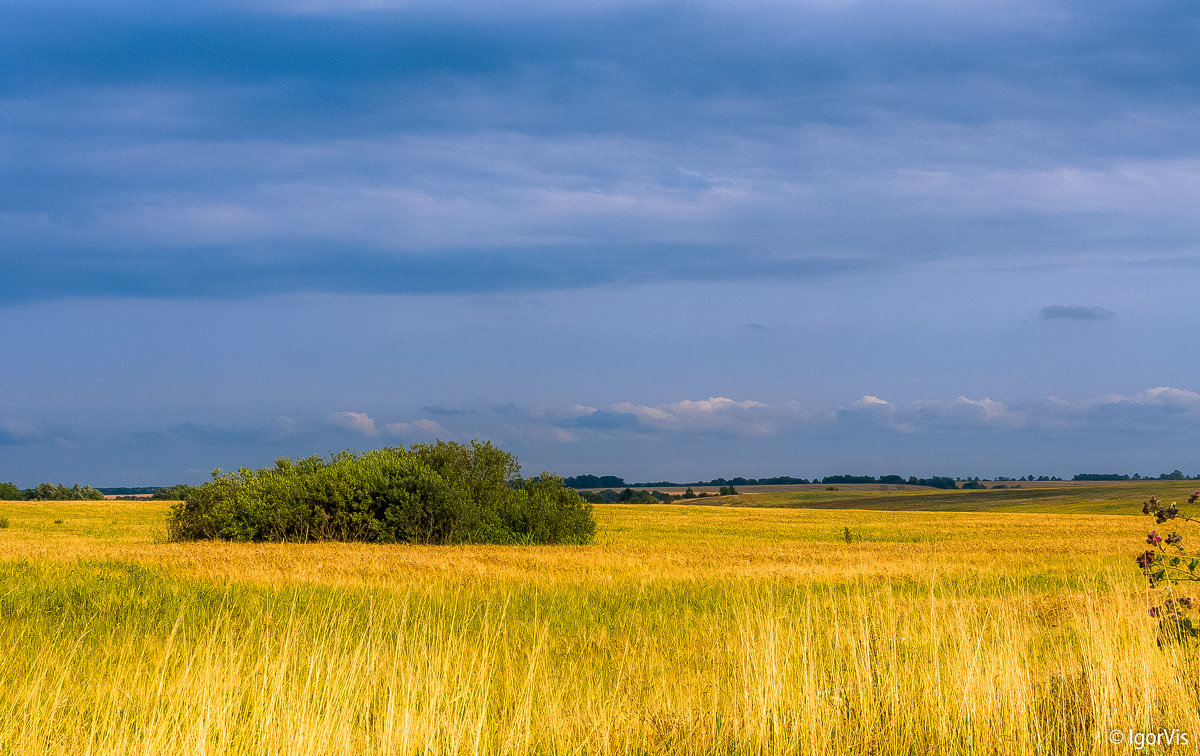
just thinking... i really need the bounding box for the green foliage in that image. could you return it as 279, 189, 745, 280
21, 483, 104, 501
151, 484, 199, 500
1136, 493, 1200, 643
167, 440, 595, 545
615, 487, 658, 504
505, 474, 595, 544
718, 485, 738, 496
0, 482, 22, 501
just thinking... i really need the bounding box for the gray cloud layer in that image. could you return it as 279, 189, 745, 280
3, 0, 1200, 302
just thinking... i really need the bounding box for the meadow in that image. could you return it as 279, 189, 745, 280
1, 482, 1198, 754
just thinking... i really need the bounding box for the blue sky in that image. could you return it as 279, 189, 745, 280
3, 0, 1200, 485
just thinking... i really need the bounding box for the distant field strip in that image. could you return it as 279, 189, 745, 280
0, 490, 1196, 754
708, 479, 1200, 514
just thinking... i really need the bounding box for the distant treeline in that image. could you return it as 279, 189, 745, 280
0, 482, 105, 501
1072, 470, 1197, 481
0, 482, 198, 501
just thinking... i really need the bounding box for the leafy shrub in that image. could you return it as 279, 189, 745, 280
0, 516, 8, 528
1136, 493, 1200, 642
167, 440, 595, 545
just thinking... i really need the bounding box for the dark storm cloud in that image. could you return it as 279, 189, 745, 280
4, 1, 1200, 303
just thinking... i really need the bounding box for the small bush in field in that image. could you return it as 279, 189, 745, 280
167, 440, 594, 546
0, 516, 8, 528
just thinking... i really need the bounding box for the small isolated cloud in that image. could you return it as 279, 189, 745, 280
1041, 305, 1115, 321
414, 418, 444, 434
858, 395, 890, 406
328, 411, 377, 436
745, 322, 769, 332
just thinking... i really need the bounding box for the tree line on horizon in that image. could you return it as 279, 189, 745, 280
563, 470, 1200, 490
0, 481, 105, 501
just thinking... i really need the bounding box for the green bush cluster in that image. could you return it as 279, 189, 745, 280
166, 440, 595, 545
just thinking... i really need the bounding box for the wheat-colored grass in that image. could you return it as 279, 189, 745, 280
0, 496, 1197, 754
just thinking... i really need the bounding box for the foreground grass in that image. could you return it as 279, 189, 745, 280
0, 493, 1197, 754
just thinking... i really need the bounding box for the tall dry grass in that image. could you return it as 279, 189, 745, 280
0, 500, 1196, 754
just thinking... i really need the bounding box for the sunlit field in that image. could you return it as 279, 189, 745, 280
1, 484, 1198, 754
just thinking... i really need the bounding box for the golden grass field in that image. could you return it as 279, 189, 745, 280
1, 482, 1199, 754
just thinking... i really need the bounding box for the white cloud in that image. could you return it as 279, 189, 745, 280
609, 396, 775, 435
414, 418, 444, 434
328, 411, 377, 436
384, 418, 445, 436
1130, 386, 1200, 407
947, 396, 1026, 428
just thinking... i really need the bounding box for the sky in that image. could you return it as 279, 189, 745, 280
3, 0, 1200, 486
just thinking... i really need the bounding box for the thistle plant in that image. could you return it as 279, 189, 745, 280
1138, 493, 1200, 641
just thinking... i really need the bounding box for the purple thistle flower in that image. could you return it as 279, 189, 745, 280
1148, 531, 1163, 546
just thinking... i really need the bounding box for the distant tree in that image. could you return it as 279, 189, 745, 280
562, 474, 627, 489
879, 475, 906, 485
961, 480, 986, 489
618, 487, 634, 502
822, 475, 876, 485
718, 485, 738, 496
1161, 470, 1186, 480
0, 482, 22, 500
682, 487, 697, 499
